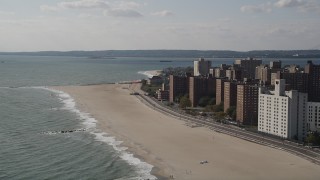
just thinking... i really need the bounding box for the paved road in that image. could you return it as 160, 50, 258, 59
135, 92, 320, 166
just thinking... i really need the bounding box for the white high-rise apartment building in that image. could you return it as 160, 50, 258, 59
194, 58, 211, 76
307, 102, 320, 132
258, 79, 308, 141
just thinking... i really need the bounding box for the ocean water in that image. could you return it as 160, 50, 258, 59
0, 55, 319, 180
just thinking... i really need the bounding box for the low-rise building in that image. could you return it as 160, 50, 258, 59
147, 76, 163, 85
156, 89, 169, 101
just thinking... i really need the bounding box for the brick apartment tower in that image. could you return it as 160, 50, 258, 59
255, 64, 271, 85
280, 72, 309, 93
234, 58, 262, 80
224, 81, 238, 112
216, 78, 227, 105
189, 77, 216, 107
194, 58, 211, 76
226, 65, 242, 80
270, 60, 282, 69
305, 61, 320, 102
169, 75, 189, 103
236, 84, 259, 125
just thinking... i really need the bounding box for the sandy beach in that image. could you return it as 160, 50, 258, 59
53, 84, 320, 180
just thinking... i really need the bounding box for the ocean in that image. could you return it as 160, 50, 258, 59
0, 55, 319, 180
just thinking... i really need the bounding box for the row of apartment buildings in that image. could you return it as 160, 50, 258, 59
168, 58, 320, 141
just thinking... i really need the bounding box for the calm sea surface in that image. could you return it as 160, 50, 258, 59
0, 55, 319, 179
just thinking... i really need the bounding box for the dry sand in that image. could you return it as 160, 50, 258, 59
53, 84, 320, 180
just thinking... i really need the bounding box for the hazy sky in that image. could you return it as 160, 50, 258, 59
0, 0, 320, 51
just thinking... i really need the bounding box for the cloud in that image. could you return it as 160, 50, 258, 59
40, 5, 61, 12
240, 3, 272, 13
58, 0, 109, 9
115, 1, 141, 9
105, 8, 143, 17
41, 0, 109, 12
41, 0, 143, 18
104, 1, 143, 17
241, 0, 320, 14
274, 0, 303, 8
273, 0, 320, 13
151, 10, 174, 17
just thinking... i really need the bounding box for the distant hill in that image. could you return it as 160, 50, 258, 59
0, 50, 320, 58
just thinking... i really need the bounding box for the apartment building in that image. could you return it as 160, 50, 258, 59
236, 83, 259, 125
234, 57, 262, 79
194, 58, 211, 76
224, 81, 238, 113
258, 79, 307, 140
189, 76, 216, 107
169, 75, 189, 103
216, 78, 228, 105
305, 61, 320, 102
307, 102, 320, 132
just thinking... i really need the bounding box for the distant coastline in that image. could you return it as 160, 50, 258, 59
88, 56, 116, 59
1, 50, 320, 58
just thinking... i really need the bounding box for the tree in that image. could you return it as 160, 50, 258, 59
211, 103, 224, 112
198, 96, 210, 107
208, 98, 216, 106
214, 112, 226, 122
226, 106, 236, 120
306, 131, 320, 145
306, 133, 317, 145
198, 96, 216, 107
179, 96, 191, 109
141, 79, 147, 85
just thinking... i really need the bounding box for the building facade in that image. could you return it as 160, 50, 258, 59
307, 102, 320, 132
255, 64, 271, 85
216, 78, 227, 105
280, 72, 308, 93
270, 60, 282, 69
224, 81, 238, 113
236, 84, 259, 125
189, 77, 216, 107
234, 58, 262, 80
169, 75, 189, 103
271, 71, 281, 86
258, 79, 307, 141
305, 61, 320, 102
194, 58, 211, 76
147, 76, 163, 85
156, 90, 169, 101
226, 66, 242, 80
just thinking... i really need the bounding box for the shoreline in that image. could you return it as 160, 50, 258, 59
52, 84, 320, 180
138, 70, 163, 78
48, 86, 158, 180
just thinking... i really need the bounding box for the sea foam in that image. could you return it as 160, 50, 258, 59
137, 71, 154, 78
43, 87, 157, 180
